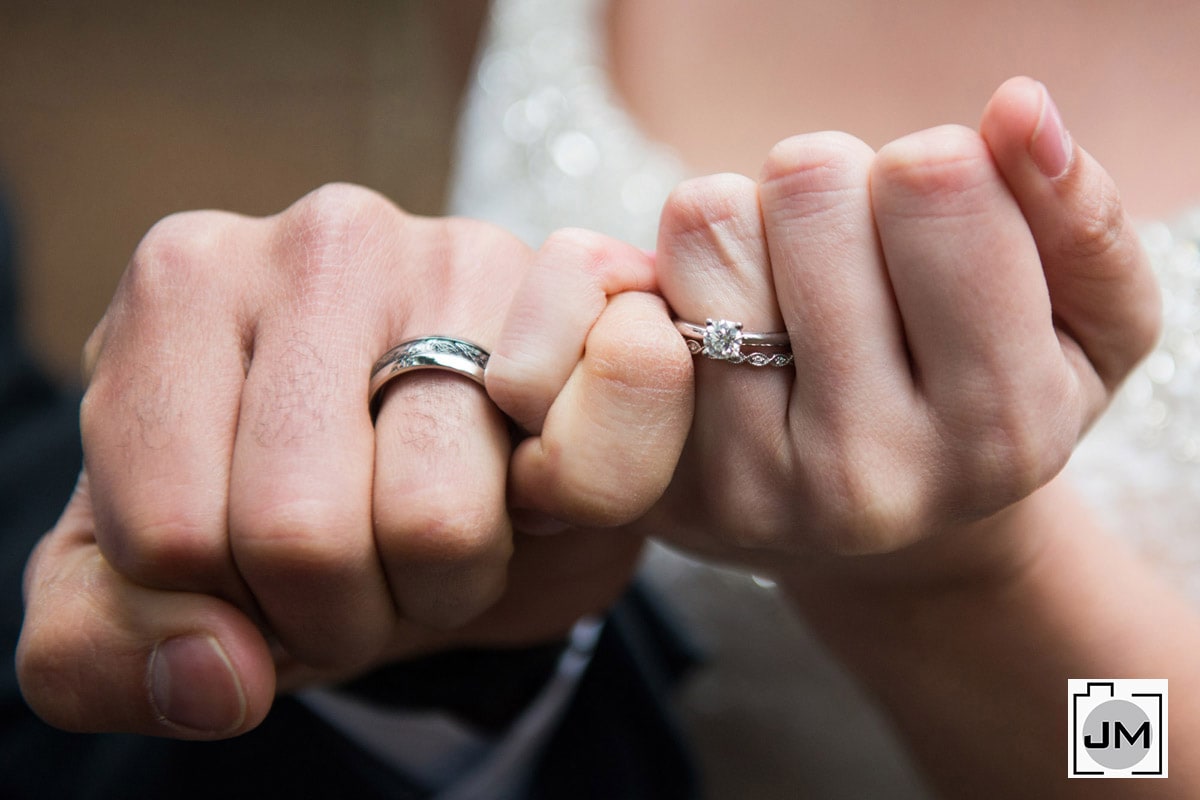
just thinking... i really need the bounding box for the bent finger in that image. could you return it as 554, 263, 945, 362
652, 173, 797, 544
373, 373, 514, 629
228, 187, 399, 669
17, 479, 274, 739
871, 125, 1074, 426
981, 76, 1161, 398
508, 291, 693, 527
371, 219, 530, 630
83, 211, 255, 601
486, 229, 657, 434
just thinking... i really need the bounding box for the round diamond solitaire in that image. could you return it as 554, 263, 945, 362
673, 318, 793, 367
703, 319, 744, 360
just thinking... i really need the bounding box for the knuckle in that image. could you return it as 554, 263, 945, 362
873, 125, 994, 206
705, 455, 791, 552
760, 131, 873, 199
94, 505, 224, 588
803, 436, 926, 555
233, 500, 365, 581
660, 174, 772, 292
1058, 177, 1126, 262
286, 182, 396, 228
276, 182, 402, 283
719, 511, 786, 553
813, 488, 899, 556
387, 491, 508, 567
125, 210, 236, 308
660, 173, 761, 240
135, 211, 227, 266
954, 435, 1042, 516
941, 387, 1071, 517
825, 496, 920, 556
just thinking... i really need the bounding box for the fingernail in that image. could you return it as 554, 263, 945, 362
150, 635, 246, 734
1030, 82, 1073, 179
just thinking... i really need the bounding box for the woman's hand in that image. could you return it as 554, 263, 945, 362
15, 185, 689, 739
618, 76, 1191, 799
632, 76, 1160, 583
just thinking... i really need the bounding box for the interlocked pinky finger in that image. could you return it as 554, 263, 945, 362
507, 291, 693, 528
486, 229, 657, 434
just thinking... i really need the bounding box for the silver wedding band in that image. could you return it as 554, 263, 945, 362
369, 336, 490, 419
675, 318, 793, 367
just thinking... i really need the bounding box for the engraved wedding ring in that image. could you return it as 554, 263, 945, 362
675, 319, 793, 367
369, 336, 491, 419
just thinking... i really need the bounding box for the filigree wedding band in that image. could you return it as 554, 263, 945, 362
674, 318, 793, 367
369, 336, 490, 419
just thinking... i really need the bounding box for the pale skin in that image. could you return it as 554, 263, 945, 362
599, 3, 1200, 792
18, 187, 693, 734
646, 80, 1200, 798
16, 2, 1200, 798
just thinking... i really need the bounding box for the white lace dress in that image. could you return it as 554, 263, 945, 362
450, 0, 1200, 795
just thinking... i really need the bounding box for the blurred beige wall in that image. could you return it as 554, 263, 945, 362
0, 1, 484, 381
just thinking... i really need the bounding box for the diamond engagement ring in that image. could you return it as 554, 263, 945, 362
674, 319, 793, 367
369, 336, 490, 419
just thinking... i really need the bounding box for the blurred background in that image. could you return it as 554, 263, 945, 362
1, 0, 484, 381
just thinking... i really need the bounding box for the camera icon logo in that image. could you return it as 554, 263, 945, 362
1068, 679, 1167, 778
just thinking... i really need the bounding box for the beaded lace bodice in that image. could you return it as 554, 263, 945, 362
449, 0, 683, 250
450, 0, 1200, 599
1071, 212, 1200, 598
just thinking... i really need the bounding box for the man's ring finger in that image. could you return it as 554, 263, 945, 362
369, 336, 491, 420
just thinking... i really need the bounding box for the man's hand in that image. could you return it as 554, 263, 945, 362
16, 185, 690, 739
